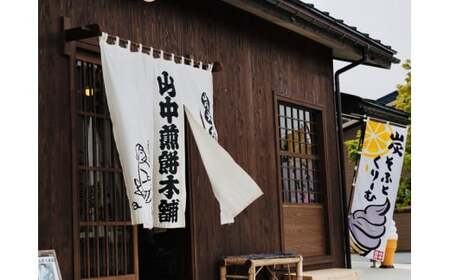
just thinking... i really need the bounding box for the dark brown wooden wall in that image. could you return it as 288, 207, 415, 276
39, 0, 346, 279
39, 0, 73, 278
393, 210, 411, 252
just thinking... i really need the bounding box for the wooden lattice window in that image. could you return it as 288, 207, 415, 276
74, 58, 139, 280
277, 101, 324, 204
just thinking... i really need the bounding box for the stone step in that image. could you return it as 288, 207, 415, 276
302, 268, 360, 280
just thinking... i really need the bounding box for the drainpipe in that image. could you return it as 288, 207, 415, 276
334, 50, 367, 268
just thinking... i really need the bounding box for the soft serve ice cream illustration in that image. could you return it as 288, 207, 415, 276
349, 198, 390, 256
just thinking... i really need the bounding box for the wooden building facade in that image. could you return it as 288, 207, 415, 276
39, 1, 398, 279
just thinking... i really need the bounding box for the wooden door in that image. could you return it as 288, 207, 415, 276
275, 97, 332, 265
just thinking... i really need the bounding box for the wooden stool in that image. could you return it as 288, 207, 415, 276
220, 253, 303, 280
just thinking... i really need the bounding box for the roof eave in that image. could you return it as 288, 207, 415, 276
221, 0, 399, 69
341, 93, 410, 126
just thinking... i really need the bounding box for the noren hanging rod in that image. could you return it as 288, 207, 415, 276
64, 23, 223, 72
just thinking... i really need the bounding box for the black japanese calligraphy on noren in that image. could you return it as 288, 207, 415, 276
159, 124, 179, 150
156, 70, 181, 224
158, 151, 180, 175
158, 199, 180, 223
157, 71, 176, 97
159, 175, 180, 199
160, 96, 179, 123
201, 92, 213, 124
199, 92, 218, 139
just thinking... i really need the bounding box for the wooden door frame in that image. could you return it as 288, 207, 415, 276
272, 93, 335, 267
65, 30, 140, 280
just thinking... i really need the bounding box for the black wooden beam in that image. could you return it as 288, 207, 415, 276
64, 24, 102, 42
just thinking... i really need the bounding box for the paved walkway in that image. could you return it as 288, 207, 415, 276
351, 253, 411, 280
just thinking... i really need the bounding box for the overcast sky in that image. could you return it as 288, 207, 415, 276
305, 0, 411, 100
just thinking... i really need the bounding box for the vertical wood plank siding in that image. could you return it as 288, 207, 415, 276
39, 0, 345, 279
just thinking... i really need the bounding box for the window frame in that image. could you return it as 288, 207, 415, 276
69, 45, 139, 280
274, 96, 327, 206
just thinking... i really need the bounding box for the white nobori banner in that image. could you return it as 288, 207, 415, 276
100, 34, 262, 229
349, 119, 408, 261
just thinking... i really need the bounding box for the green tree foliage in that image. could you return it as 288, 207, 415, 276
344, 59, 411, 209
344, 130, 361, 163
394, 60, 411, 209
395, 60, 411, 114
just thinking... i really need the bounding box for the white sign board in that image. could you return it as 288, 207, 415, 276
39, 250, 62, 280
349, 119, 408, 261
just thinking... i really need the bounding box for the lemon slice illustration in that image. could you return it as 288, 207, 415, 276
362, 120, 393, 158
